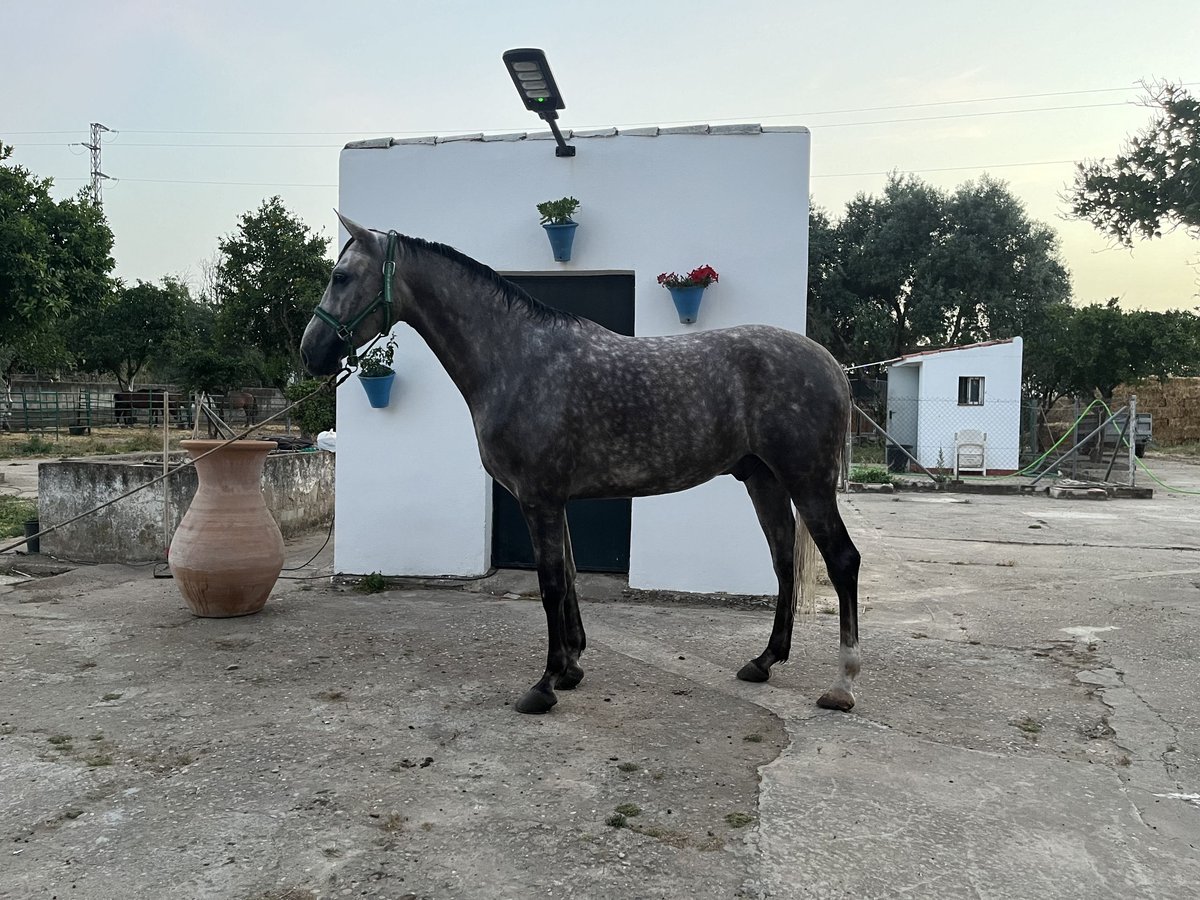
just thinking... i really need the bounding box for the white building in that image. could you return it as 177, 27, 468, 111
333, 125, 811, 594
885, 338, 1025, 474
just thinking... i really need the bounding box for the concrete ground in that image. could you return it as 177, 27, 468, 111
2, 459, 1199, 899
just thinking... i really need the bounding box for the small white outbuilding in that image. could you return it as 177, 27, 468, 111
332, 124, 811, 594
885, 338, 1025, 474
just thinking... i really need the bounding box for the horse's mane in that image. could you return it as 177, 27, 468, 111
351, 231, 581, 327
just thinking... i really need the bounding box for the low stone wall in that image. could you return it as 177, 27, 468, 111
38, 450, 334, 563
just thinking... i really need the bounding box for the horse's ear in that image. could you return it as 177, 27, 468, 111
335, 211, 377, 253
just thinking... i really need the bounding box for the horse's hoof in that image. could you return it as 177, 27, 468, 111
817, 688, 855, 711
515, 686, 558, 714
555, 663, 584, 690
736, 660, 770, 683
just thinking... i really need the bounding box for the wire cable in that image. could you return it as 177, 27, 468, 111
282, 515, 335, 571
0, 378, 342, 556
12, 79, 1198, 138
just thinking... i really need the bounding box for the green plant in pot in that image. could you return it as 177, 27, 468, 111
537, 196, 580, 262
357, 335, 398, 408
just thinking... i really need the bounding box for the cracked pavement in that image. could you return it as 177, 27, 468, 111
3, 459, 1199, 898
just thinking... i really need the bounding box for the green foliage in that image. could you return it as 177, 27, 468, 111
536, 196, 580, 224
69, 277, 189, 389
807, 173, 1070, 366
4, 435, 56, 457
0, 496, 38, 538
357, 336, 397, 377
155, 287, 264, 396
849, 465, 893, 484
284, 378, 336, 438
356, 572, 387, 593
0, 143, 116, 375
215, 197, 332, 389
1068, 83, 1200, 246
1025, 300, 1200, 404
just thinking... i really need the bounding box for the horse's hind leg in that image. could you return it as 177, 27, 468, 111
791, 487, 861, 711
556, 521, 586, 691
735, 462, 798, 683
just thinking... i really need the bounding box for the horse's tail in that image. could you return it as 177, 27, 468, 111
792, 507, 818, 620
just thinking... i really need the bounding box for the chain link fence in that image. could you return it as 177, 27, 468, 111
1, 386, 290, 435
848, 384, 1144, 486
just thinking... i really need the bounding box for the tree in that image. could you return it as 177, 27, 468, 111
70, 277, 189, 390
1068, 83, 1200, 246
919, 176, 1071, 346
284, 379, 336, 439
215, 197, 332, 388
1023, 299, 1200, 407
1, 143, 115, 426
1020, 303, 1075, 411
809, 173, 1071, 366
0, 144, 115, 364
140, 284, 260, 397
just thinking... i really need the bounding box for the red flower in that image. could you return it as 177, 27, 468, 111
658, 264, 720, 288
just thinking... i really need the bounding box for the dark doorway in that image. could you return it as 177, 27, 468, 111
491, 274, 635, 573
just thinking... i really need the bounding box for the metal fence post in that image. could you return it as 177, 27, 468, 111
1128, 394, 1137, 487
1070, 397, 1079, 479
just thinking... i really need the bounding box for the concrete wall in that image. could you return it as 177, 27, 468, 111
334, 125, 809, 594
889, 339, 1024, 472
38, 451, 333, 563
885, 366, 921, 450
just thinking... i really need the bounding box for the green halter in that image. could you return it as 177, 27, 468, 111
313, 230, 398, 366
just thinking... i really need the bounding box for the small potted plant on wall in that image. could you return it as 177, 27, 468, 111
537, 196, 580, 262
357, 335, 398, 408
658, 264, 719, 324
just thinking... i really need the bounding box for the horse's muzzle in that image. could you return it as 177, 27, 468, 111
300, 322, 343, 376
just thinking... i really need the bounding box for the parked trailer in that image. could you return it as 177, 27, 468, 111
1078, 409, 1152, 458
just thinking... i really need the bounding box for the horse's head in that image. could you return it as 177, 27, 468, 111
301, 212, 407, 376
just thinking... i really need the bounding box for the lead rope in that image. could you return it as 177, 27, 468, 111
0, 368, 353, 556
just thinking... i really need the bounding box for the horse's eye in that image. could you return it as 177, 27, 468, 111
332, 271, 348, 285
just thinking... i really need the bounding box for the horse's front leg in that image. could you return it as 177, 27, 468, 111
516, 503, 571, 714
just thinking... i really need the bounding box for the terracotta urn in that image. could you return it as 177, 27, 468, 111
169, 439, 285, 617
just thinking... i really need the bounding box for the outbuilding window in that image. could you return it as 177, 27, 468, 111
958, 376, 985, 406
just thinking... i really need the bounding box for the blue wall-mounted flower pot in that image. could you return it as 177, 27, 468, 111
543, 222, 578, 262
358, 372, 396, 408
667, 285, 706, 324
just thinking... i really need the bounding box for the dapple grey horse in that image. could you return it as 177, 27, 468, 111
300, 214, 861, 715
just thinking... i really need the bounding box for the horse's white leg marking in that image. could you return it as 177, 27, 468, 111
834, 642, 861, 696
817, 641, 860, 711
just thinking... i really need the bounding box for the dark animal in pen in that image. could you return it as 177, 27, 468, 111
222, 391, 259, 426
301, 214, 861, 716
113, 390, 190, 427
200, 391, 259, 437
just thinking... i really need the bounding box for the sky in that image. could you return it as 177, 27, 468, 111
5, 0, 1199, 312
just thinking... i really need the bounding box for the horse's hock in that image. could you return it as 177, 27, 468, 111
36, 450, 333, 563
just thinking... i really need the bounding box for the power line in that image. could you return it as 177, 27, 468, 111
9, 98, 1147, 151
808, 100, 1130, 129
812, 159, 1078, 179
50, 157, 1080, 190
112, 176, 337, 188
8, 80, 1197, 140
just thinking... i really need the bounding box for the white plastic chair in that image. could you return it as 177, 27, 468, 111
954, 429, 987, 477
